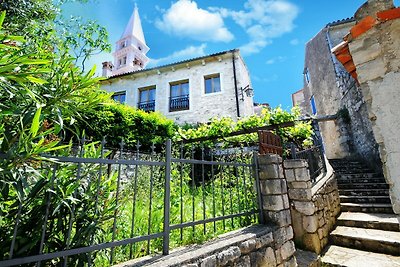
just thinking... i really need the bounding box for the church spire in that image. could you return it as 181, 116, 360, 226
109, 4, 150, 76
121, 3, 146, 45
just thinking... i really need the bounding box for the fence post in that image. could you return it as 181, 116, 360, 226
163, 139, 172, 255
253, 152, 265, 224
291, 143, 297, 159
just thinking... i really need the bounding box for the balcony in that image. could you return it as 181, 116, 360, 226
169, 95, 189, 112
138, 100, 155, 112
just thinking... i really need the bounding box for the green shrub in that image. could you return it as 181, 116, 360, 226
75, 103, 176, 150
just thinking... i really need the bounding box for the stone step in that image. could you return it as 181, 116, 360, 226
341, 203, 394, 213
321, 245, 400, 267
336, 172, 382, 179
337, 212, 400, 232
340, 195, 392, 204
339, 188, 390, 196
330, 226, 400, 255
333, 169, 371, 173
336, 177, 387, 184
338, 182, 389, 190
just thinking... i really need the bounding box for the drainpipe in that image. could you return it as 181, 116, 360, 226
232, 50, 240, 118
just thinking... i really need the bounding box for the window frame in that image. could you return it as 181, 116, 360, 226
304, 67, 311, 84
169, 79, 190, 112
310, 95, 317, 115
204, 73, 221, 94
138, 86, 156, 112
112, 91, 126, 104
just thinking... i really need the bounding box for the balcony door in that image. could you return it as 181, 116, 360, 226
170, 80, 189, 112
138, 86, 156, 112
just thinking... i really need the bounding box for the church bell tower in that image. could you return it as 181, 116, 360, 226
104, 4, 150, 77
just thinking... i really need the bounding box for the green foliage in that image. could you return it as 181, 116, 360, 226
0, 142, 118, 265
0, 12, 115, 265
177, 106, 314, 149
75, 103, 176, 150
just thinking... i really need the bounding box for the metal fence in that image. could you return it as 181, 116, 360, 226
291, 142, 326, 183
0, 138, 261, 266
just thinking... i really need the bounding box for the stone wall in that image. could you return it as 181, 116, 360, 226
302, 20, 381, 169
284, 159, 340, 254
349, 13, 400, 213
113, 153, 297, 267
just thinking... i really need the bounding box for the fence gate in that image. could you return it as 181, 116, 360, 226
258, 130, 283, 156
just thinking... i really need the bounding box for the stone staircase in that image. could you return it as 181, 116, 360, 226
321, 159, 400, 266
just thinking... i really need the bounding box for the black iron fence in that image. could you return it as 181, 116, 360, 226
291, 143, 326, 183
0, 138, 261, 266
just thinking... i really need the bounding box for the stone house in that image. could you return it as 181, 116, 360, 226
299, 16, 381, 170
100, 6, 254, 124
299, 0, 400, 214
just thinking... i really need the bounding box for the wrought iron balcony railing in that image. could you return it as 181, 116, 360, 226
169, 95, 189, 112
138, 100, 155, 112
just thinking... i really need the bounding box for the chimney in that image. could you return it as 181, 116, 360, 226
102, 61, 113, 77
355, 0, 395, 20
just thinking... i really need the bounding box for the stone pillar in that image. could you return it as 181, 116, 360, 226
284, 159, 340, 254
258, 154, 297, 267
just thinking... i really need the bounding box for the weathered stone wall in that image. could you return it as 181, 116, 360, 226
349, 16, 400, 214
302, 26, 352, 159
113, 153, 297, 267
302, 21, 381, 169
284, 159, 340, 254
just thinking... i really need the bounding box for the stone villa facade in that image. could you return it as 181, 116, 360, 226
100, 6, 254, 124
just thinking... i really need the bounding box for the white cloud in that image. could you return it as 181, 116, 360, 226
212, 0, 299, 55
290, 38, 299, 45
155, 0, 234, 43
266, 56, 286, 65
148, 44, 207, 67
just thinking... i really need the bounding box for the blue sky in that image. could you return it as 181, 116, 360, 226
64, 0, 399, 109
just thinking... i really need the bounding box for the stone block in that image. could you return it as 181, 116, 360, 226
259, 164, 284, 179
356, 57, 387, 83
264, 209, 292, 227
285, 169, 296, 182
239, 238, 256, 254
250, 247, 276, 267
283, 159, 308, 169
280, 241, 296, 261
235, 255, 251, 267
273, 226, 293, 247
290, 208, 305, 244
283, 194, 290, 209
217, 246, 241, 266
283, 256, 297, 267
294, 168, 311, 182
293, 201, 316, 216
200, 255, 216, 267
302, 215, 318, 233
303, 233, 322, 254
258, 154, 282, 165
260, 179, 287, 195
288, 181, 311, 189
184, 264, 198, 267
255, 233, 274, 249
263, 195, 286, 211
288, 188, 312, 201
